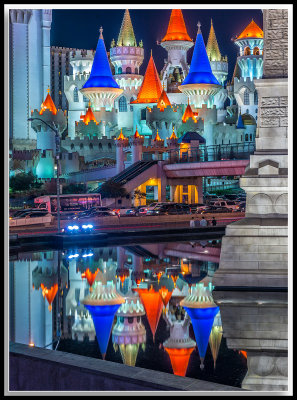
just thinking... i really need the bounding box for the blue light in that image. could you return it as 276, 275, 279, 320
183, 306, 219, 360
83, 33, 120, 90
84, 304, 122, 357
182, 31, 220, 86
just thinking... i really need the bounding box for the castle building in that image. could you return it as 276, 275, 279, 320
9, 9, 52, 150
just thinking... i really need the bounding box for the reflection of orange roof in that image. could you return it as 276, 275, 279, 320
165, 347, 195, 376
157, 89, 171, 111
137, 286, 164, 340
237, 20, 263, 40
162, 9, 192, 42
117, 128, 126, 140
40, 91, 57, 115
131, 54, 163, 104
80, 105, 98, 125
159, 286, 172, 307
81, 268, 99, 291
41, 283, 58, 311
182, 101, 197, 123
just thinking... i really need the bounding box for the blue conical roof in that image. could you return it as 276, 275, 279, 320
182, 23, 220, 86
236, 112, 245, 129
83, 28, 120, 89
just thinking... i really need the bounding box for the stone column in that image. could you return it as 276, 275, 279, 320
115, 138, 128, 174
213, 8, 288, 289
158, 178, 166, 202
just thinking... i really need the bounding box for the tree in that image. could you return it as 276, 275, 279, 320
10, 171, 43, 192
98, 180, 128, 206
132, 189, 146, 204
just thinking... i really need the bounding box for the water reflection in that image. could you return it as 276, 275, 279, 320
10, 239, 256, 388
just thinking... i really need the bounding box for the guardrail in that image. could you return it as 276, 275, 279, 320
9, 215, 53, 227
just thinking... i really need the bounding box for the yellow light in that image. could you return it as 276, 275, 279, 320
29, 342, 35, 347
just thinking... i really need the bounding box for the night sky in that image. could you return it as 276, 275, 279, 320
51, 8, 263, 83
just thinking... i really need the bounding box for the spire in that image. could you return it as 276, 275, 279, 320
154, 130, 162, 141
117, 128, 126, 140
40, 88, 57, 115
117, 9, 137, 47
133, 126, 140, 138
83, 27, 120, 89
231, 61, 241, 85
157, 88, 171, 111
169, 126, 177, 140
206, 19, 222, 62
131, 54, 163, 104
182, 101, 197, 123
236, 19, 263, 40
81, 104, 98, 125
236, 111, 245, 129
162, 9, 192, 42
181, 23, 220, 87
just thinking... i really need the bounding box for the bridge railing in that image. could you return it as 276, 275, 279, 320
164, 142, 255, 164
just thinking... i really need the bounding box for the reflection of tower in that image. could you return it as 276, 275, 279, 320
180, 282, 219, 369
112, 293, 146, 366
162, 307, 196, 376
110, 9, 144, 132
159, 9, 193, 104
208, 311, 223, 369
72, 310, 95, 342
83, 281, 125, 359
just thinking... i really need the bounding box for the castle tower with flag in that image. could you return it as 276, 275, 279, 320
110, 9, 144, 134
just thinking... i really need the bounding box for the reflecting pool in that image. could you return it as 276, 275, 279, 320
10, 239, 250, 388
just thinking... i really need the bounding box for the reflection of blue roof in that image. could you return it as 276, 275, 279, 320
236, 113, 245, 129
182, 31, 220, 86
179, 272, 207, 285
183, 306, 219, 359
84, 304, 122, 356
83, 33, 120, 89
178, 131, 206, 144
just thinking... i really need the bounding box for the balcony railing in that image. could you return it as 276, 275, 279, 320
163, 142, 255, 164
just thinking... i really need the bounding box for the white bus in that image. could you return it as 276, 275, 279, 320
34, 194, 102, 213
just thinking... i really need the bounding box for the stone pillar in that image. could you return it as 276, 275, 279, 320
158, 178, 166, 203
131, 136, 144, 164
213, 8, 288, 289
197, 177, 203, 204
115, 138, 128, 174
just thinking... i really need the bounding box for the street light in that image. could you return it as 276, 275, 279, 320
28, 117, 61, 233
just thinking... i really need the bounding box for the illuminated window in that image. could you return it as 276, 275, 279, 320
130, 97, 134, 112
83, 95, 89, 103
119, 96, 127, 112
244, 47, 251, 56
73, 87, 79, 102
244, 90, 250, 105
253, 47, 260, 55
118, 67, 122, 74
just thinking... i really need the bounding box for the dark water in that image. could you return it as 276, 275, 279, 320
9, 238, 248, 388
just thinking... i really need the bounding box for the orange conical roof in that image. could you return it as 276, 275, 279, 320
165, 347, 195, 376
117, 128, 126, 140
157, 89, 171, 111
237, 19, 263, 40
81, 268, 99, 291
182, 101, 197, 123
162, 9, 192, 42
134, 126, 140, 138
169, 126, 177, 140
40, 88, 57, 115
137, 286, 164, 340
81, 103, 98, 125
131, 54, 163, 104
159, 286, 172, 307
154, 130, 162, 141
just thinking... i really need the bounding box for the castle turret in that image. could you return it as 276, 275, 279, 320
179, 22, 221, 109
81, 27, 123, 111
160, 9, 193, 102
130, 126, 144, 163
115, 129, 129, 174
110, 9, 144, 132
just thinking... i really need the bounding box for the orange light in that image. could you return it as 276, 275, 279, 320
29, 342, 35, 347
237, 20, 263, 40
41, 283, 58, 312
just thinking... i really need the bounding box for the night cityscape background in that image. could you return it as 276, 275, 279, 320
51, 8, 263, 82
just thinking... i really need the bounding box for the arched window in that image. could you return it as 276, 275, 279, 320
80, 143, 84, 149
71, 143, 74, 150
99, 143, 102, 149
130, 97, 134, 112
89, 143, 93, 149
73, 87, 79, 102
83, 95, 89, 103
126, 67, 132, 74
254, 91, 258, 105
253, 47, 260, 55
250, 134, 253, 141
108, 143, 112, 149
244, 89, 250, 105
119, 96, 127, 112
135, 67, 139, 75
244, 47, 251, 56
245, 134, 249, 142
118, 67, 122, 74
141, 108, 146, 120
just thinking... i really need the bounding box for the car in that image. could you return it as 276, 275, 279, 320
201, 206, 232, 214
146, 202, 174, 215
196, 204, 208, 213
77, 210, 116, 220
11, 209, 50, 219
176, 204, 192, 214
149, 203, 186, 215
